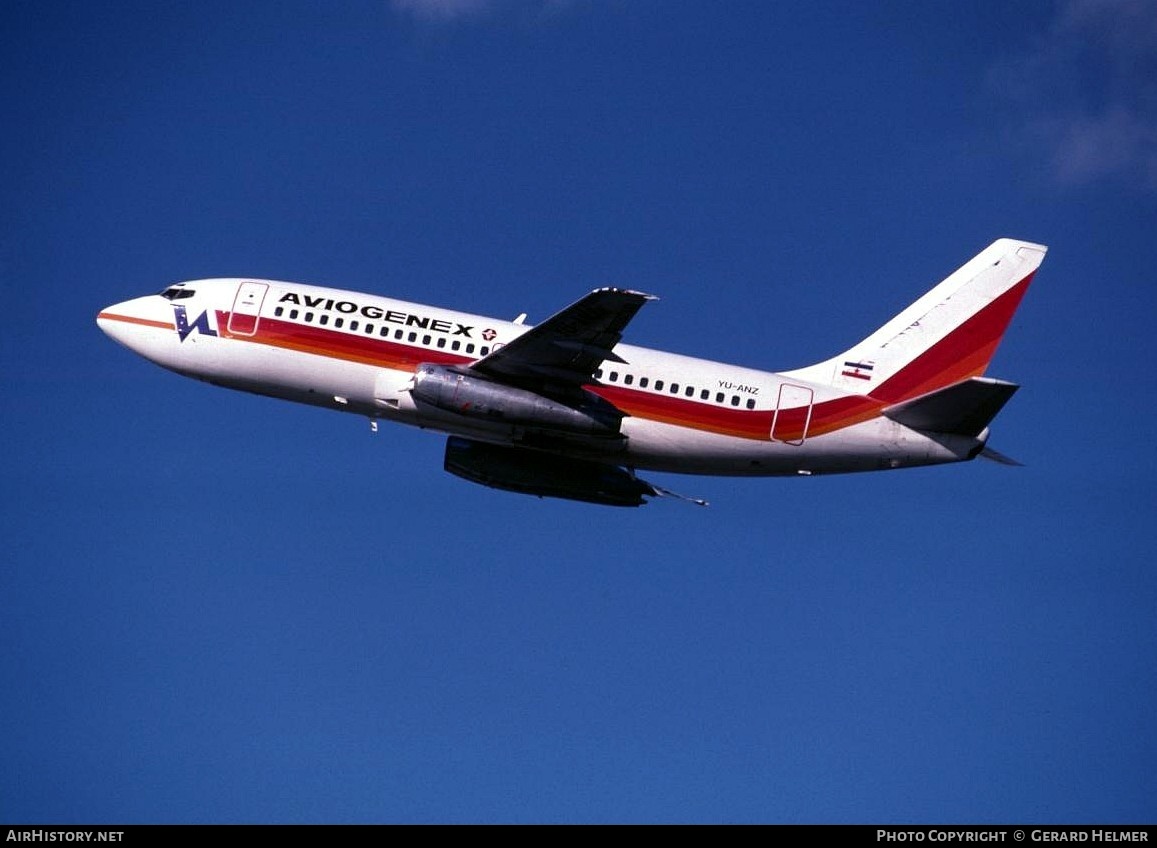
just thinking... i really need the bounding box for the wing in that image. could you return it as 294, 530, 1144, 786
469, 287, 657, 395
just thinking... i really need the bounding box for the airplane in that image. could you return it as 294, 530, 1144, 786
96, 238, 1046, 507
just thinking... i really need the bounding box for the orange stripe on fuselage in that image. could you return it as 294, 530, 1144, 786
227, 313, 891, 442
217, 311, 469, 371
97, 312, 176, 331
589, 385, 774, 440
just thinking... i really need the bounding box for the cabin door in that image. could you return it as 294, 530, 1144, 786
770, 383, 814, 445
228, 281, 268, 336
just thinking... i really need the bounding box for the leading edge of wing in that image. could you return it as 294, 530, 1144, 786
468, 287, 657, 390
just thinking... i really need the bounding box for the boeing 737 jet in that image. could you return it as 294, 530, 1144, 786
97, 238, 1046, 506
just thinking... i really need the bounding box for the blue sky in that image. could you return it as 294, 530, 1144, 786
2, 0, 1155, 824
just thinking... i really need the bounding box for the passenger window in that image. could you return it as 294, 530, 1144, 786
350, 320, 359, 332
746, 398, 756, 409
639, 377, 649, 388
437, 338, 446, 348
380, 326, 389, 337
480, 346, 490, 355
467, 344, 475, 354
655, 380, 664, 391
335, 318, 344, 328
452, 340, 461, 351
408, 332, 417, 342
290, 309, 299, 320
595, 369, 603, 379
274, 306, 284, 317
731, 395, 740, 406
365, 324, 374, 334
320, 315, 329, 326
670, 383, 679, 394
624, 374, 633, 385
685, 386, 695, 397
609, 372, 619, 382
716, 392, 725, 403
700, 389, 709, 400
305, 312, 314, 322
422, 335, 431, 345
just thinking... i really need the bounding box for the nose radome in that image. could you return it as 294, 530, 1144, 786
96, 295, 178, 359
97, 299, 135, 346
96, 304, 128, 339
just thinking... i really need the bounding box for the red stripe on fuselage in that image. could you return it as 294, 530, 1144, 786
220, 312, 889, 442
589, 385, 774, 440
216, 311, 465, 371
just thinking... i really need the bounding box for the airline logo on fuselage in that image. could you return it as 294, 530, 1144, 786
174, 305, 218, 342
278, 292, 475, 337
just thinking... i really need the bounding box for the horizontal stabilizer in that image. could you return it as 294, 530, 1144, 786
883, 377, 1019, 437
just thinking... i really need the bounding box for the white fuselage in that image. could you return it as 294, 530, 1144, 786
97, 278, 982, 477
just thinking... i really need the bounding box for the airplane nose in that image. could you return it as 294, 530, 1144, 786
96, 296, 177, 360
95, 308, 118, 339
97, 299, 143, 347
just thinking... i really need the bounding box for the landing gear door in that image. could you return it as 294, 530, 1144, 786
228, 281, 268, 337
771, 383, 814, 445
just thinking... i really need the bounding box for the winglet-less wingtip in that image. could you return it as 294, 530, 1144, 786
978, 446, 1024, 467
651, 484, 710, 507
595, 286, 660, 302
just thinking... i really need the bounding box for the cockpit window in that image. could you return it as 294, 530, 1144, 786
159, 286, 196, 300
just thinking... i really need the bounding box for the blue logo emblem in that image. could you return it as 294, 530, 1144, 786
173, 305, 219, 342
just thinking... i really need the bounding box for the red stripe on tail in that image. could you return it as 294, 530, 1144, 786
869, 270, 1036, 404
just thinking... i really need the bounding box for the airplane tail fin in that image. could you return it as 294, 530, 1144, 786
783, 239, 1046, 404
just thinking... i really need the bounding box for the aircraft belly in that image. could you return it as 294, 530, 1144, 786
184, 339, 385, 416
621, 417, 979, 476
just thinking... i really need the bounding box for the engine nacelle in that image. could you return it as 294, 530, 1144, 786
410, 363, 621, 437
444, 437, 658, 507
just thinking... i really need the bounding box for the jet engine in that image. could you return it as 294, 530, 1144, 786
410, 363, 622, 437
